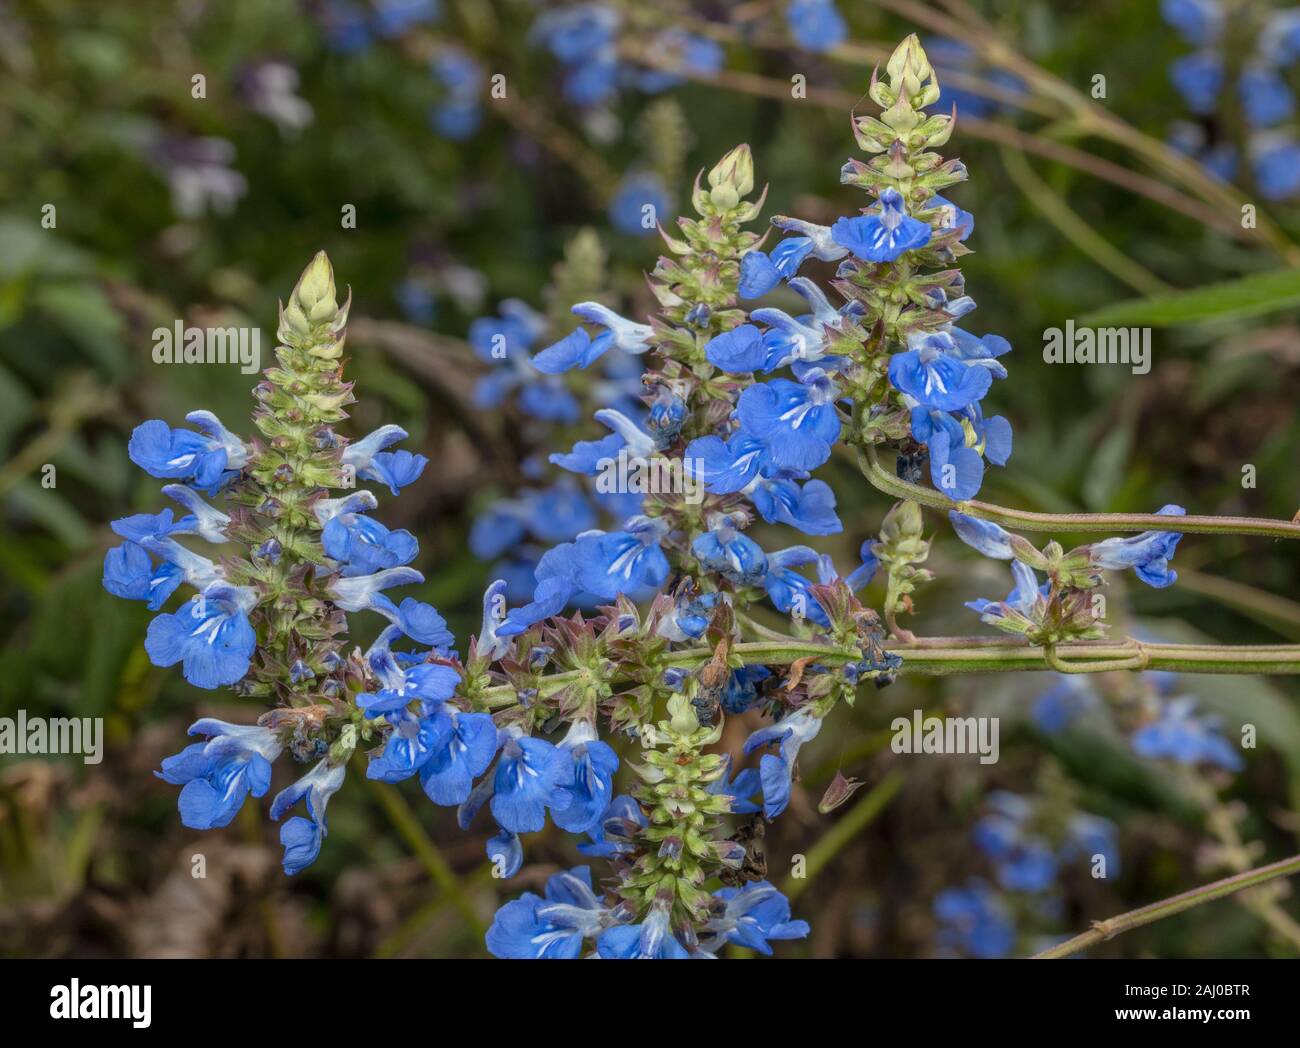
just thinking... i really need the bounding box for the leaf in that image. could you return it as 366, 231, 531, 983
1079, 269, 1300, 328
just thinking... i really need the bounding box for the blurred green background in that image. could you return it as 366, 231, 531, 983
2, 0, 1300, 958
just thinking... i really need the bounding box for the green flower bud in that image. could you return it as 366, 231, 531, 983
886, 34, 933, 93
707, 144, 754, 198
667, 692, 700, 735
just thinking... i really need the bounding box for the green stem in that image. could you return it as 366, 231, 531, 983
476, 637, 1300, 709
856, 445, 1300, 540
1034, 851, 1300, 958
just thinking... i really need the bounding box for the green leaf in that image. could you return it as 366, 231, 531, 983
1079, 269, 1300, 327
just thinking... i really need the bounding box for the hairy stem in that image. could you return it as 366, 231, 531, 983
1034, 851, 1300, 958
475, 637, 1300, 709
856, 445, 1300, 540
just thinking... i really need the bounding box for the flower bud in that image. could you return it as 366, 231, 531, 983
667, 692, 700, 735
880, 498, 924, 545
707, 144, 754, 199
886, 34, 932, 92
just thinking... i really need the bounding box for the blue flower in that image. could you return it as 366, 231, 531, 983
948, 511, 1014, 560
156, 718, 283, 830
965, 560, 1046, 626
742, 707, 824, 818
1251, 136, 1300, 200
1265, 8, 1300, 65
1170, 51, 1223, 113
145, 582, 257, 688
738, 252, 783, 298
491, 729, 568, 833
691, 514, 766, 586
721, 666, 771, 715
579, 794, 646, 858
749, 305, 833, 372
548, 720, 620, 833
419, 709, 500, 805
342, 425, 427, 495
830, 188, 932, 262
1032, 675, 1097, 733
364, 704, 446, 779
270, 758, 347, 874
532, 3, 619, 64
747, 476, 841, 535
1065, 813, 1121, 877
889, 331, 993, 412
973, 806, 1058, 893
771, 215, 849, 270
110, 507, 194, 545
551, 408, 657, 474
1161, 0, 1222, 48
685, 431, 769, 494
609, 172, 670, 236
373, 0, 439, 38
496, 570, 575, 641
934, 879, 1015, 958
563, 515, 671, 600
930, 195, 975, 240
704, 323, 767, 372
1132, 696, 1242, 770
470, 484, 597, 560
948, 326, 1011, 377
328, 565, 425, 614
430, 48, 483, 140
318, 1, 373, 53
475, 578, 513, 660
1240, 65, 1294, 128
487, 827, 524, 878
735, 372, 841, 472
653, 589, 719, 642
763, 545, 825, 625
102, 541, 184, 610
128, 412, 247, 491
596, 908, 691, 959
322, 511, 418, 577
564, 57, 620, 107
701, 881, 810, 955
1088, 505, 1184, 587
911, 410, 984, 500
532, 327, 615, 374
786, 0, 846, 53
763, 542, 876, 627
706, 753, 764, 814
371, 594, 455, 649
486, 865, 611, 959
356, 628, 461, 721
631, 30, 724, 92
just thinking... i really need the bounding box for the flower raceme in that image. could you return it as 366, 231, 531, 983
102, 36, 1206, 960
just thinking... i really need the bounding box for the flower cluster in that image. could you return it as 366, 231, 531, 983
105, 253, 437, 874
104, 35, 1213, 960
935, 789, 1118, 957
472, 36, 1002, 956
950, 508, 1185, 649
1163, 0, 1300, 198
